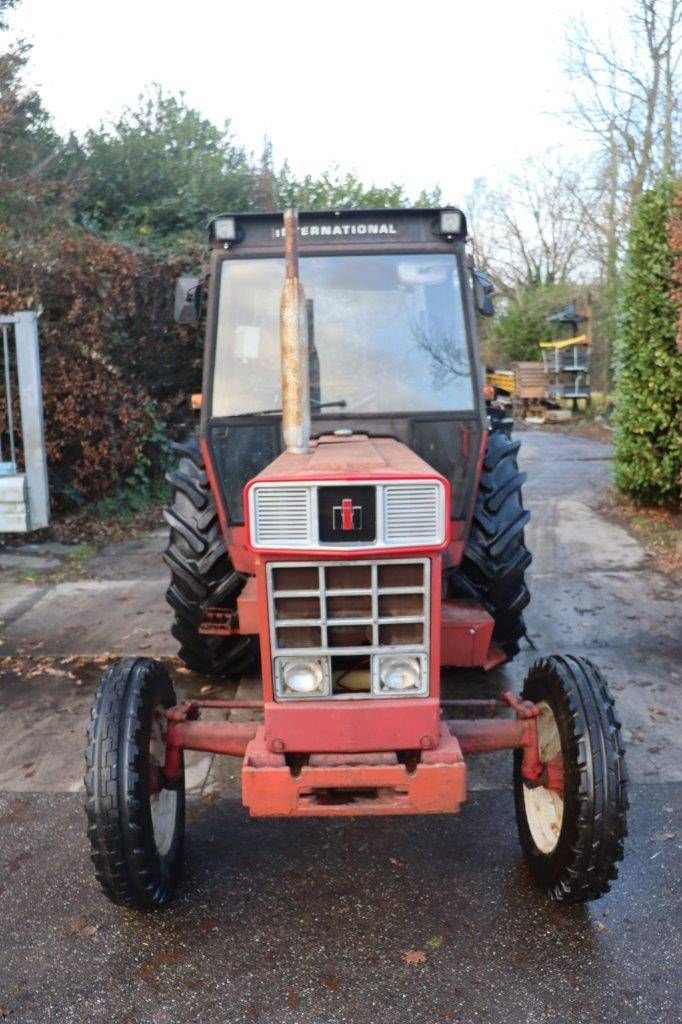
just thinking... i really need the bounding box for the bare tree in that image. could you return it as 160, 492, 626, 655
562, 0, 681, 386
465, 159, 589, 297
566, 0, 681, 206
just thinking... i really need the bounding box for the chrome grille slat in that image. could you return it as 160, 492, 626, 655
253, 487, 312, 546
383, 483, 442, 544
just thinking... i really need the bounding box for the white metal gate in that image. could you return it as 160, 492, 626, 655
0, 312, 50, 531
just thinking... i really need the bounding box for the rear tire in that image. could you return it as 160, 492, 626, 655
513, 655, 628, 902
448, 418, 531, 659
164, 438, 255, 676
84, 658, 185, 908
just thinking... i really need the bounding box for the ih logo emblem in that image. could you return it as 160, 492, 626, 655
333, 498, 362, 532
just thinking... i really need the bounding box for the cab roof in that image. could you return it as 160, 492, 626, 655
207, 207, 468, 253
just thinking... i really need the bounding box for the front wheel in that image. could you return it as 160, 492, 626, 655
84, 658, 185, 908
513, 655, 628, 902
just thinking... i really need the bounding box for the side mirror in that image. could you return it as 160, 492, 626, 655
174, 276, 203, 324
473, 270, 495, 318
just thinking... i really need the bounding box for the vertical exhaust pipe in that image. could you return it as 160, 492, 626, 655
280, 207, 310, 454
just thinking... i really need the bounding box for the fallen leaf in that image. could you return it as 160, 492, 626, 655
425, 936, 443, 950
595, 921, 606, 932
286, 990, 300, 1009
65, 915, 98, 937
156, 949, 182, 966
650, 832, 676, 842
139, 963, 158, 987
200, 918, 217, 934
0, 1005, 10, 1019
389, 857, 405, 869
7, 851, 31, 873
322, 977, 340, 992
402, 949, 427, 965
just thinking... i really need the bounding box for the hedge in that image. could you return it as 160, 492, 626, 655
0, 231, 202, 510
613, 181, 682, 506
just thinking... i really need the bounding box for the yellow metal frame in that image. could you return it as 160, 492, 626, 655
486, 370, 515, 395
538, 334, 589, 350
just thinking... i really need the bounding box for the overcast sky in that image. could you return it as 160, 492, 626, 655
10, 0, 621, 203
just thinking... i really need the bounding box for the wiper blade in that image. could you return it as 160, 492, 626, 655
239, 400, 347, 417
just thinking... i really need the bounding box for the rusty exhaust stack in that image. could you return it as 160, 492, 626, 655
280, 207, 310, 454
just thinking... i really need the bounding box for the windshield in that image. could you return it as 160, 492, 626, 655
211, 253, 474, 417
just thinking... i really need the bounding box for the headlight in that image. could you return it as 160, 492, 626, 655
212, 216, 237, 242
439, 209, 465, 237
275, 657, 329, 699
374, 655, 425, 695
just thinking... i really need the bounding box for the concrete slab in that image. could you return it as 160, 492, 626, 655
526, 498, 646, 575
83, 530, 168, 581
0, 551, 61, 571
1, 578, 174, 657
0, 663, 239, 793
526, 569, 681, 652
0, 581, 46, 624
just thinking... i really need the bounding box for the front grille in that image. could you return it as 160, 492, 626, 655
252, 486, 313, 547
249, 480, 445, 550
383, 483, 442, 544
267, 558, 430, 699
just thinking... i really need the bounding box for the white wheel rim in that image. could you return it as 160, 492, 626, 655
522, 701, 564, 855
149, 705, 178, 858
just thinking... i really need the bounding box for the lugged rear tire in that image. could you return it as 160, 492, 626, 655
448, 418, 531, 660
163, 438, 255, 677
513, 655, 628, 902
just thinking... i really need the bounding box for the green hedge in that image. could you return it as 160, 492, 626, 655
613, 181, 682, 505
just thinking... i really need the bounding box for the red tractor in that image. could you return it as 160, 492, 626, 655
85, 207, 627, 908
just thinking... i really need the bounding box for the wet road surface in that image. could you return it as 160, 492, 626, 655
1, 784, 680, 1024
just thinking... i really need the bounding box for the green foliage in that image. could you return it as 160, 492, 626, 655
74, 87, 254, 250
0, 40, 70, 238
74, 94, 441, 251
613, 181, 682, 506
276, 161, 441, 211
491, 283, 573, 362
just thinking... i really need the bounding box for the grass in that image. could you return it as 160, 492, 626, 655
65, 542, 97, 565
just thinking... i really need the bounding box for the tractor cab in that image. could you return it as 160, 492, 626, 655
190, 208, 487, 543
